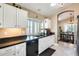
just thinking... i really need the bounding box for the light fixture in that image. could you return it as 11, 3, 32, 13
50, 3, 64, 7
58, 3, 64, 7
50, 3, 57, 7
69, 12, 74, 24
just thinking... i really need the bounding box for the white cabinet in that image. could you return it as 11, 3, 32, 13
3, 4, 17, 27
0, 45, 16, 56
17, 8, 28, 28
39, 35, 55, 54
16, 43, 26, 56
0, 4, 4, 27
48, 35, 55, 45
0, 4, 28, 28
0, 42, 26, 56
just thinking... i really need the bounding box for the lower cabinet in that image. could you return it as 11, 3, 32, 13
0, 45, 16, 56
16, 43, 26, 56
39, 35, 55, 54
0, 42, 26, 56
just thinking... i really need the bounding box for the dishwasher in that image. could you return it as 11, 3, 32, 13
26, 39, 38, 56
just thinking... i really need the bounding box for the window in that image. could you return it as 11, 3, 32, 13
27, 19, 42, 35
64, 24, 77, 32
26, 19, 42, 40
26, 19, 50, 40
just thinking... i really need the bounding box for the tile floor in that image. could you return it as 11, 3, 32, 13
51, 41, 77, 56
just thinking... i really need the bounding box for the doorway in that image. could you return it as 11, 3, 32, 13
57, 10, 77, 44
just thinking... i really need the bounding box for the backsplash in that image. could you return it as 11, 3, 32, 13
0, 28, 26, 38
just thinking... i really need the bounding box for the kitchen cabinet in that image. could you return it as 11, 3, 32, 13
0, 42, 26, 56
39, 35, 55, 54
3, 4, 17, 27
0, 4, 28, 28
0, 45, 16, 56
17, 8, 28, 28
0, 4, 4, 27
16, 42, 26, 56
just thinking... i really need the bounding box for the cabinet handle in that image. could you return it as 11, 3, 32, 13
0, 5, 1, 8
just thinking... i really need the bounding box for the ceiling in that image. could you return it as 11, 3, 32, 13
17, 3, 74, 17
58, 12, 74, 21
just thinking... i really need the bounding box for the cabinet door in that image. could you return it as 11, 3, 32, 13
49, 35, 55, 45
0, 46, 16, 56
16, 43, 26, 56
0, 4, 3, 27
17, 8, 28, 28
39, 37, 49, 54
3, 4, 17, 27
39, 35, 55, 54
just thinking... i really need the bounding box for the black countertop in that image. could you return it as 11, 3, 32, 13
0, 33, 55, 49
0, 35, 27, 49
26, 33, 55, 46
26, 33, 55, 41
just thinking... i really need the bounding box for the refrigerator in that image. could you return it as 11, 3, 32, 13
77, 15, 79, 55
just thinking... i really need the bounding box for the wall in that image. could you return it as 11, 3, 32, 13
28, 10, 46, 20
51, 15, 58, 44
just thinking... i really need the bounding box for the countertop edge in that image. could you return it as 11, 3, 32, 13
0, 40, 26, 49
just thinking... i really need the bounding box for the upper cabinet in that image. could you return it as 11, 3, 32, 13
17, 8, 28, 28
0, 4, 4, 27
0, 4, 28, 28
3, 4, 17, 27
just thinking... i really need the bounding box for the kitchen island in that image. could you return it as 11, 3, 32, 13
0, 35, 27, 56
0, 32, 55, 56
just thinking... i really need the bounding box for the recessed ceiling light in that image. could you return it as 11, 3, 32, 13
50, 3, 57, 7
58, 3, 64, 7
50, 3, 64, 7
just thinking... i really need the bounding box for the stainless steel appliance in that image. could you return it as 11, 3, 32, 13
77, 15, 79, 55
